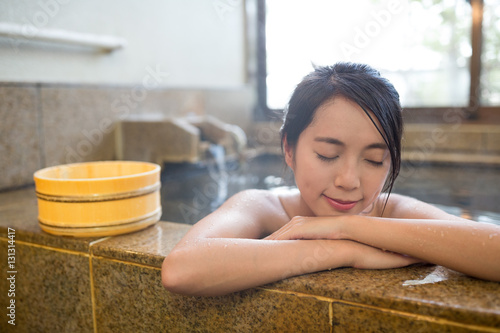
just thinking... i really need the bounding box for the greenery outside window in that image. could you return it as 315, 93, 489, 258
256, 0, 499, 121
481, 0, 500, 105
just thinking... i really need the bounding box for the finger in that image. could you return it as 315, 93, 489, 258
266, 228, 292, 240
272, 222, 308, 240
274, 217, 333, 240
266, 217, 306, 240
383, 252, 423, 268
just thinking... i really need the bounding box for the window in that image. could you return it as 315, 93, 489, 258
256, 0, 499, 118
481, 0, 500, 105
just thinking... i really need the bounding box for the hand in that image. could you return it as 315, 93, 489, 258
265, 216, 423, 269
265, 215, 346, 241
346, 241, 423, 269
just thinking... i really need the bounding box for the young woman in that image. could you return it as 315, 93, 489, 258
162, 62, 500, 296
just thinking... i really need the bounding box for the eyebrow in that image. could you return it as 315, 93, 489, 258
314, 137, 387, 150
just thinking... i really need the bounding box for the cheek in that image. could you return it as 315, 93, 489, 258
295, 157, 329, 192
363, 167, 390, 194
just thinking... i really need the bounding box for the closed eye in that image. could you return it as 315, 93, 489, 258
316, 153, 338, 162
366, 159, 384, 167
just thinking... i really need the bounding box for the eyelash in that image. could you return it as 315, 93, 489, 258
367, 160, 384, 167
316, 153, 383, 167
316, 154, 338, 162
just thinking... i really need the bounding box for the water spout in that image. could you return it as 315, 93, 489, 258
207, 144, 228, 209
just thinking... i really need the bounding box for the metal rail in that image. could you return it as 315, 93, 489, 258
0, 22, 127, 51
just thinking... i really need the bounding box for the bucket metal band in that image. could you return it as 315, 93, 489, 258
36, 183, 161, 203
38, 207, 162, 229
38, 209, 162, 237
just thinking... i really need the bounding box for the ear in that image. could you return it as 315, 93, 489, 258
283, 135, 295, 170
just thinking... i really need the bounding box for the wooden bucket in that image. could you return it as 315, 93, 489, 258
34, 161, 161, 237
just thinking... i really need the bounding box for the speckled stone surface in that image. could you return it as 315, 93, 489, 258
331, 302, 482, 332
263, 265, 500, 329
1, 84, 215, 180
40, 86, 123, 167
0, 240, 93, 333
0, 84, 41, 190
204, 89, 253, 131
118, 118, 200, 164
0, 188, 104, 252
91, 221, 190, 267
1, 186, 500, 332
92, 257, 331, 332
136, 89, 206, 117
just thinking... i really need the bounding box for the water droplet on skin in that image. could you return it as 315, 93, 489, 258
489, 233, 498, 239
440, 231, 444, 237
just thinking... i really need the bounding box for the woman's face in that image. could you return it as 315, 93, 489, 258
284, 97, 391, 216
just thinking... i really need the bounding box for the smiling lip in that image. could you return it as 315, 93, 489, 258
324, 195, 359, 211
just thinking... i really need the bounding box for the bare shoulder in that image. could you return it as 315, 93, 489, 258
376, 193, 461, 220
272, 186, 311, 218
186, 189, 290, 239
232, 189, 289, 219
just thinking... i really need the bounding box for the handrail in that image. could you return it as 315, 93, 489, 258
0, 22, 127, 51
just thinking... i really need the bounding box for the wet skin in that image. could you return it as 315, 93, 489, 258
284, 96, 391, 217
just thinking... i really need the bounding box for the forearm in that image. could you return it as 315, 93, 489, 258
162, 238, 349, 296
343, 215, 500, 281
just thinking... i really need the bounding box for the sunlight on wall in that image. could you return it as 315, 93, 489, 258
0, 0, 246, 88
265, 0, 472, 108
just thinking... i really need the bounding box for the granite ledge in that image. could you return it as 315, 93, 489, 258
90, 221, 190, 267
84, 222, 500, 329
1, 187, 500, 330
0, 187, 104, 252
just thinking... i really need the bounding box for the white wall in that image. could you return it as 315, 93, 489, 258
0, 0, 246, 88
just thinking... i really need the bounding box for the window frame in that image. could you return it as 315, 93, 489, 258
254, 0, 500, 123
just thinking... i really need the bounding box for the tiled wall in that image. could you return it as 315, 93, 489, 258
0, 83, 253, 191
1, 188, 500, 332
2, 82, 499, 192
250, 121, 500, 165
2, 218, 499, 332
403, 124, 500, 164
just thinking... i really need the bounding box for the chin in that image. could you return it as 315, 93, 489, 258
317, 208, 359, 217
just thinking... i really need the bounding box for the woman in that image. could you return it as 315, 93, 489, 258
162, 62, 500, 296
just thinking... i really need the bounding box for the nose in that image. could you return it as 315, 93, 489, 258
334, 160, 360, 191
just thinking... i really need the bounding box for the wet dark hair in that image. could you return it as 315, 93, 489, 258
280, 62, 403, 206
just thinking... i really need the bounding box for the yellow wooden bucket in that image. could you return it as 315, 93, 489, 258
34, 161, 161, 237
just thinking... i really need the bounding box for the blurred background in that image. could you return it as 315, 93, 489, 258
1, 0, 499, 223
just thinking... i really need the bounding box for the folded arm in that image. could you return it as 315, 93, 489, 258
161, 190, 420, 296
268, 194, 500, 282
